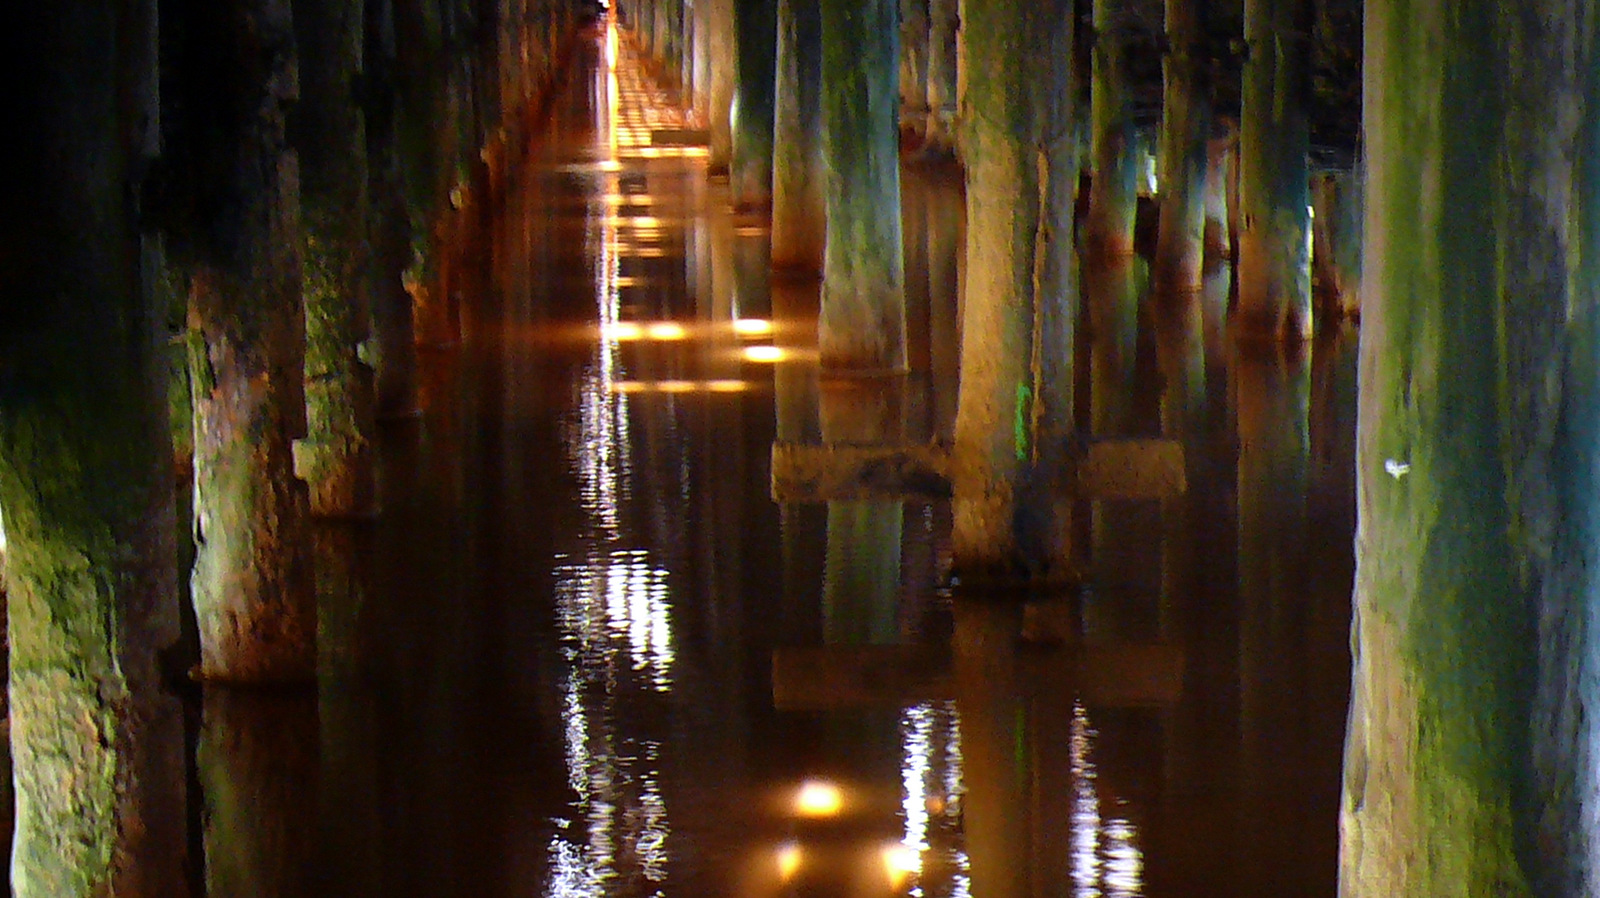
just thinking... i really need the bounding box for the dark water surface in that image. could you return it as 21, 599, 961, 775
282, 19, 1359, 897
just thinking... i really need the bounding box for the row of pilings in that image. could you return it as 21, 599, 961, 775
616, 0, 1360, 575
627, 0, 1600, 893
0, 0, 582, 892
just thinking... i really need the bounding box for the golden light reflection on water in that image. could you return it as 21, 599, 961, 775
544, 24, 683, 894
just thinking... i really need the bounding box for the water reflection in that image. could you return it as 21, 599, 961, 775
199, 690, 317, 897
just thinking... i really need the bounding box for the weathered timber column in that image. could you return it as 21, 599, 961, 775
693, 0, 714, 122
1341, 0, 1600, 893
1234, 0, 1311, 341
185, 0, 316, 682
1034, 0, 1081, 452
296, 0, 380, 518
1, 2, 188, 891
770, 0, 825, 274
951, 0, 1071, 572
817, 0, 907, 372
731, 0, 777, 208
923, 0, 959, 155
900, 0, 930, 137
1083, 0, 1141, 259
367, 0, 421, 419
1153, 0, 1210, 294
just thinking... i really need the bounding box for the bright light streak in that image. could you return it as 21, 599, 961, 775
732, 318, 773, 336
883, 844, 921, 883
794, 780, 844, 818
776, 842, 803, 881
742, 345, 787, 363
602, 321, 642, 341
607, 379, 756, 394
646, 322, 687, 340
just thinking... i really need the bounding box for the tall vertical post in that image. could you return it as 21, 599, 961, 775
1153, 0, 1210, 294
182, 0, 317, 682
770, 0, 825, 274
731, 0, 777, 208
1234, 0, 1311, 341
951, 0, 1075, 572
818, 0, 907, 372
0, 1, 188, 892
1342, 0, 1600, 892
295, 0, 379, 518
1083, 0, 1141, 259
923, 0, 959, 155
900, 0, 930, 137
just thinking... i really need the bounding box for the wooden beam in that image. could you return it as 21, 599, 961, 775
772, 641, 1184, 709
770, 438, 1186, 503
770, 441, 952, 501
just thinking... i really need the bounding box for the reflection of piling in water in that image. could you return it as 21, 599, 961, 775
313, 524, 381, 896
1234, 350, 1313, 892
820, 382, 906, 644
953, 601, 1029, 898
1086, 257, 1156, 621
200, 690, 317, 898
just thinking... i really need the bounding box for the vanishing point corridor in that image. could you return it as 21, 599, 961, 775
318, 18, 1358, 895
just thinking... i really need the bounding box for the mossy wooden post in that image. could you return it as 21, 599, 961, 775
1234, 0, 1311, 341
900, 0, 930, 137
731, 0, 777, 208
1035, 0, 1081, 454
1342, 0, 1600, 892
296, 0, 380, 518
1083, 0, 1141, 259
1, 2, 188, 892
186, 0, 317, 683
1153, 0, 1210, 294
818, 0, 907, 372
770, 0, 825, 274
923, 0, 959, 155
951, 0, 1045, 571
